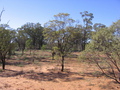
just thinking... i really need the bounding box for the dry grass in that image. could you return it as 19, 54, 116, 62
0, 50, 120, 90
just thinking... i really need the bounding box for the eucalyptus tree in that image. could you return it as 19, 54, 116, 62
86, 19, 120, 84
0, 28, 15, 69
15, 28, 28, 55
80, 11, 94, 50
73, 24, 83, 51
0, 9, 16, 69
93, 23, 106, 31
44, 13, 76, 71
26, 39, 33, 54
21, 23, 44, 49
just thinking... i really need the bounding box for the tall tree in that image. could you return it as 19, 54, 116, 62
44, 13, 76, 71
80, 11, 94, 50
26, 39, 33, 54
73, 24, 83, 51
21, 23, 44, 49
86, 19, 120, 84
15, 29, 28, 55
0, 28, 15, 69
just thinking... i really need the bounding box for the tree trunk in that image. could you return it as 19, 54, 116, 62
52, 51, 55, 60
38, 40, 42, 50
1, 56, 6, 70
22, 49, 24, 55
61, 56, 64, 72
82, 30, 87, 50
82, 42, 85, 50
30, 49, 31, 55
2, 60, 5, 70
33, 38, 36, 49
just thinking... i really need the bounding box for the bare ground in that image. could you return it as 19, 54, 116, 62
0, 51, 120, 90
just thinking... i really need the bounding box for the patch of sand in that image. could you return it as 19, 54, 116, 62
0, 57, 120, 90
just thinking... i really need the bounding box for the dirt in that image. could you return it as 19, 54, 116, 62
0, 51, 120, 90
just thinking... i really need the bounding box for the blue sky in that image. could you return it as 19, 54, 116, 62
0, 0, 120, 29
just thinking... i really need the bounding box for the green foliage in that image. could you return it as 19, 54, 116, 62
41, 45, 47, 50
80, 11, 94, 50
44, 13, 77, 71
16, 64, 25, 67
44, 13, 76, 56
21, 22, 44, 49
93, 23, 106, 31
0, 29, 15, 54
0, 69, 4, 72
78, 50, 96, 63
15, 29, 28, 55
86, 19, 120, 84
78, 51, 88, 62
26, 39, 33, 49
92, 71, 104, 77
52, 46, 59, 52
0, 27, 15, 69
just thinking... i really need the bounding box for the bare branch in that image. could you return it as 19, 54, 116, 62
7, 20, 10, 25
0, 8, 5, 22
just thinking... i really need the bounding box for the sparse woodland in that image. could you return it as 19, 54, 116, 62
0, 9, 120, 89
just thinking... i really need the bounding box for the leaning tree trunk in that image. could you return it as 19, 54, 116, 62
61, 56, 65, 72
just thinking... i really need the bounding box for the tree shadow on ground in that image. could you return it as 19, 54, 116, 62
81, 71, 105, 78
0, 69, 24, 77
66, 53, 78, 58
9, 54, 51, 63
6, 61, 32, 67
23, 70, 84, 82
10, 56, 43, 61
0, 68, 84, 82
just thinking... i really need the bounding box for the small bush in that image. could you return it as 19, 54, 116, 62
41, 45, 47, 50
0, 69, 4, 72
78, 51, 94, 63
92, 71, 104, 77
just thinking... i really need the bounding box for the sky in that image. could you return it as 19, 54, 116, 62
0, 0, 120, 29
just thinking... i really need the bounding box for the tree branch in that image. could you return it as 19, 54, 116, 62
0, 8, 5, 22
